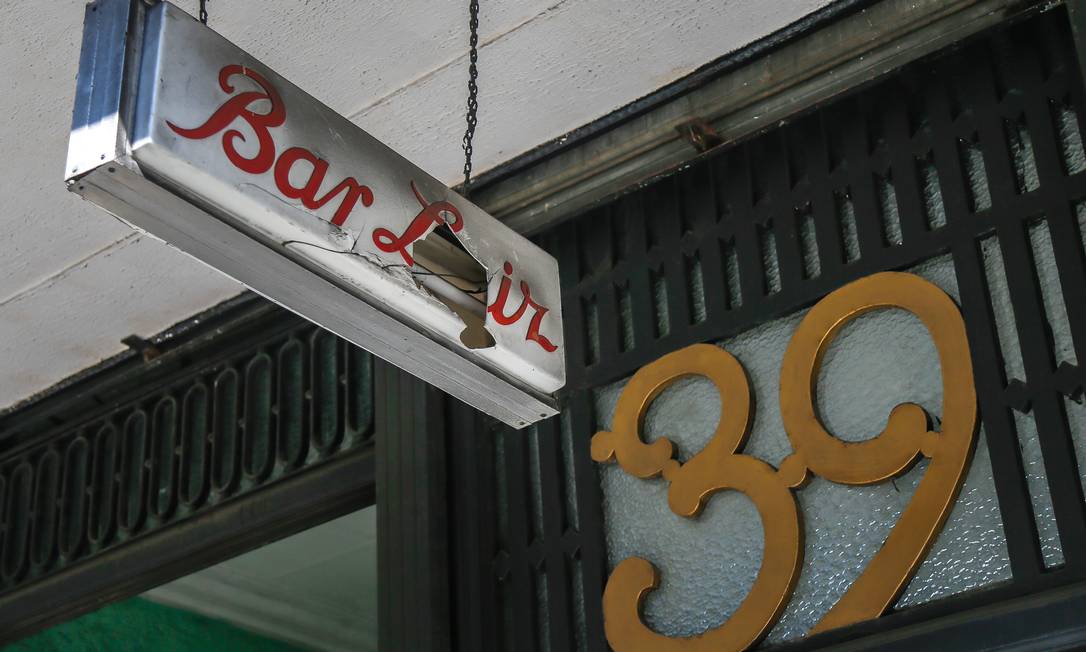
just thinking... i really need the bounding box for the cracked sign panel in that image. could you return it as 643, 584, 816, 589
65, 0, 563, 427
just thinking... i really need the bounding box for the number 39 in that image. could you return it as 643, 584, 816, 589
590, 272, 978, 652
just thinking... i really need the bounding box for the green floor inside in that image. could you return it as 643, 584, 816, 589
9, 597, 304, 651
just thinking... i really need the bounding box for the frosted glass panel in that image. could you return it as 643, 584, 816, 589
1010, 410, 1063, 567
595, 255, 1016, 644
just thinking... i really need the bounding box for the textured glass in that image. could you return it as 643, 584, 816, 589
1008, 117, 1040, 194
723, 238, 743, 309
687, 254, 707, 323
960, 135, 992, 212
652, 269, 671, 337
1064, 203, 1086, 557
980, 234, 1026, 381
797, 205, 821, 279
1028, 217, 1076, 367
759, 223, 781, 294
618, 283, 635, 352
596, 255, 1014, 644
1078, 201, 1086, 258
876, 173, 903, 245
1012, 410, 1064, 567
980, 223, 1069, 567
1063, 396, 1086, 515
918, 155, 947, 229
835, 190, 861, 264
1055, 101, 1086, 176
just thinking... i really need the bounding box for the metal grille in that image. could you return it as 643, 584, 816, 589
0, 308, 374, 597
450, 7, 1086, 650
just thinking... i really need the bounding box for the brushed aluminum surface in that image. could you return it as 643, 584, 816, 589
65, 0, 563, 427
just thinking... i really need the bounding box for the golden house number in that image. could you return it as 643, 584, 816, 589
591, 272, 978, 652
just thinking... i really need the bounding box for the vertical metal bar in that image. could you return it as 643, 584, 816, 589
931, 49, 1047, 578
556, 222, 588, 388
537, 416, 575, 651
657, 176, 692, 331
1066, 0, 1086, 91
838, 99, 888, 261
622, 194, 658, 366
805, 113, 845, 279
1020, 30, 1086, 367
882, 93, 930, 244
448, 402, 497, 652
568, 392, 607, 652
375, 361, 450, 651
594, 213, 621, 367
502, 426, 538, 650
375, 364, 395, 650
683, 161, 727, 323
999, 23, 1086, 568
731, 146, 768, 304
765, 130, 805, 290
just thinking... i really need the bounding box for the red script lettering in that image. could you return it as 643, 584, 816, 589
487, 262, 558, 352
167, 65, 373, 228
372, 181, 463, 267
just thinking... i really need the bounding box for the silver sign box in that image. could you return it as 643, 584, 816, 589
65, 0, 564, 428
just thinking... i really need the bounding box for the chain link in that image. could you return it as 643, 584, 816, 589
195, 0, 474, 192
461, 0, 480, 197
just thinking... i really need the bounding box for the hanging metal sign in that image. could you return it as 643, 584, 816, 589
65, 0, 564, 428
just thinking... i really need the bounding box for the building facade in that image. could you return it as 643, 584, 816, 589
3, 0, 1086, 650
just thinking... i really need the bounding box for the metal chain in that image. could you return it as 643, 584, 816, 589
199, 0, 208, 25
461, 0, 480, 197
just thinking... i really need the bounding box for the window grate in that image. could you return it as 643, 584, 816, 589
0, 313, 374, 596
449, 7, 1086, 651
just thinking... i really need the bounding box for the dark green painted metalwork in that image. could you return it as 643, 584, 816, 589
0, 301, 374, 599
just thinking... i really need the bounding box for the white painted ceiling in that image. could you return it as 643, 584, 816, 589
0, 0, 832, 409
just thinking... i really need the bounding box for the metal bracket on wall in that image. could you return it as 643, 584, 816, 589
676, 118, 724, 154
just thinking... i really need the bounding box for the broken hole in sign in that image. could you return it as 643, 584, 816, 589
413, 222, 496, 350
